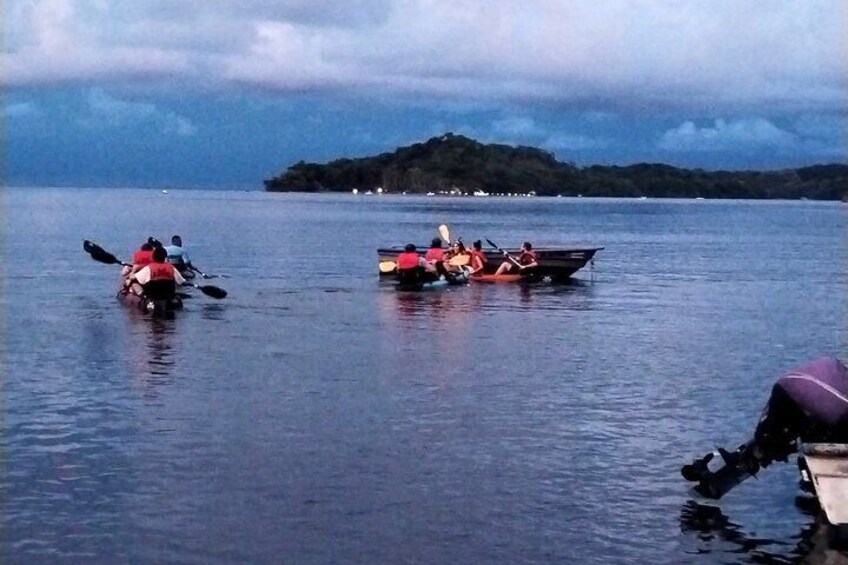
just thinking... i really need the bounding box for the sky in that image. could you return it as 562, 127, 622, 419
3, 0, 847, 189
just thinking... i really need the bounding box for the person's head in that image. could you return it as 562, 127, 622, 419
148, 237, 163, 249
171, 235, 182, 246
523, 241, 533, 251
152, 247, 167, 263
431, 237, 442, 248
141, 242, 153, 251
473, 240, 482, 250
404, 243, 416, 252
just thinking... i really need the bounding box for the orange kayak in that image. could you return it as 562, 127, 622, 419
469, 274, 525, 283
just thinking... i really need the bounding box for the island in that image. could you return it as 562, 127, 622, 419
264, 133, 848, 200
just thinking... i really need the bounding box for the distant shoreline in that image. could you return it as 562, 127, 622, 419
264, 133, 848, 201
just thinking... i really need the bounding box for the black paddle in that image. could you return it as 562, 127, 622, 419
184, 282, 227, 299
83, 240, 227, 299
188, 265, 216, 279
84, 239, 132, 267
485, 238, 523, 268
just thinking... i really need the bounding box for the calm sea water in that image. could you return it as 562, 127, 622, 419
3, 187, 847, 564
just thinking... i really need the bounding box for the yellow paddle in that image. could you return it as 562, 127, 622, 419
379, 260, 397, 273
449, 254, 469, 266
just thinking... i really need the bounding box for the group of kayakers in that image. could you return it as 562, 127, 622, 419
121, 235, 195, 298
395, 237, 539, 283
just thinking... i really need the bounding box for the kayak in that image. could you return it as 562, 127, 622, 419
117, 287, 183, 316
469, 273, 525, 283
397, 268, 470, 291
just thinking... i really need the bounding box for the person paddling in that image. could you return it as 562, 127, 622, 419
494, 241, 538, 276
164, 235, 195, 278
468, 240, 488, 276
125, 246, 186, 298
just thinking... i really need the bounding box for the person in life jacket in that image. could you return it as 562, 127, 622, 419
424, 237, 451, 278
126, 246, 186, 298
494, 241, 539, 276
444, 240, 470, 270
396, 243, 435, 287
681, 356, 848, 499
468, 240, 488, 276
121, 241, 155, 278
164, 235, 194, 277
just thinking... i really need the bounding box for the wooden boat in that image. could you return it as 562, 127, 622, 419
798, 443, 848, 542
378, 245, 603, 282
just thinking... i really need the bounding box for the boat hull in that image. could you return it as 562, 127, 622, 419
378, 246, 602, 281
117, 288, 183, 316
396, 269, 470, 291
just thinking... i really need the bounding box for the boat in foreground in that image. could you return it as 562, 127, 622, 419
396, 268, 471, 292
378, 245, 602, 282
117, 286, 183, 316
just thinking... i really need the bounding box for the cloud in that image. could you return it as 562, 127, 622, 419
3, 0, 845, 116
658, 118, 797, 152
80, 89, 197, 136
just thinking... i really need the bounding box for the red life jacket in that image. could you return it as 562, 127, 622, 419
519, 250, 537, 265
149, 262, 176, 281
424, 248, 444, 262
397, 251, 421, 270
133, 249, 154, 267
471, 249, 487, 270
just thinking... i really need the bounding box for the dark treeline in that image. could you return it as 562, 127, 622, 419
264, 133, 848, 200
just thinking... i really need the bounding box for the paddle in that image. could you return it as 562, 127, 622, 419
84, 239, 132, 267
188, 265, 215, 279
83, 240, 227, 299
184, 282, 228, 299
438, 224, 451, 245
485, 238, 523, 268
448, 254, 469, 266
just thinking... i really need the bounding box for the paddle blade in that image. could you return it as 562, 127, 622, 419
485, 238, 499, 250
438, 224, 450, 244
197, 284, 227, 299
83, 239, 125, 266
448, 254, 469, 266
379, 260, 397, 273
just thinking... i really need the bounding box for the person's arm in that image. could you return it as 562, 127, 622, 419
520, 258, 538, 270
174, 269, 186, 286
132, 267, 151, 285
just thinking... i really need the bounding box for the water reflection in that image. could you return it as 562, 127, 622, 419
124, 311, 177, 394
679, 499, 848, 564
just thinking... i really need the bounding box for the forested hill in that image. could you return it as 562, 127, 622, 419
264, 133, 848, 200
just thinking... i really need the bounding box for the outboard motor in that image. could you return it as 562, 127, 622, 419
682, 357, 848, 499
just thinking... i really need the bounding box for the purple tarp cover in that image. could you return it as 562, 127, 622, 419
778, 357, 848, 427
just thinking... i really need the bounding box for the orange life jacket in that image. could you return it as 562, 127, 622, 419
519, 250, 537, 265
424, 248, 444, 262
149, 262, 176, 281
133, 249, 154, 267
471, 249, 487, 270
397, 251, 421, 270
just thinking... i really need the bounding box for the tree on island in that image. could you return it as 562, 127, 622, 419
264, 133, 848, 200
